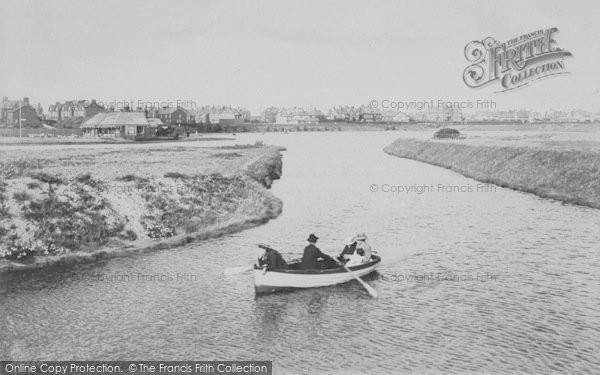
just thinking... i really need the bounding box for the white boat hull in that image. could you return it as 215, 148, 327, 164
254, 256, 381, 294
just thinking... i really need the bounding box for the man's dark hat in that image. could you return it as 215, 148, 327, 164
307, 233, 319, 242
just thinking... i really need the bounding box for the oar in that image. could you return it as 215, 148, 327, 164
343, 265, 379, 298
223, 265, 254, 276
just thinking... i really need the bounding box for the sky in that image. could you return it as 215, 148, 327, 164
1, 0, 599, 114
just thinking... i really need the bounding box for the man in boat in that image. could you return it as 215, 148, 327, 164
257, 244, 288, 271
301, 233, 337, 269
337, 236, 357, 263
355, 233, 372, 263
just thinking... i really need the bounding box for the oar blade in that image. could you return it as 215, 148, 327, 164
363, 282, 379, 298
343, 265, 378, 298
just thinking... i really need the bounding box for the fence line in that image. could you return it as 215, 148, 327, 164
0, 128, 83, 137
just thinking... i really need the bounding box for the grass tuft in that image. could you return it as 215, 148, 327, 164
13, 191, 31, 203
164, 172, 189, 179
31, 172, 64, 185
0, 159, 47, 179
26, 181, 42, 189
117, 174, 139, 182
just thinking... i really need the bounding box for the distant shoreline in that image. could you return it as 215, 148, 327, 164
0, 134, 233, 146
2, 120, 598, 144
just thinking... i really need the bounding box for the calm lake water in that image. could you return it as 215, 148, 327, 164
2, 132, 600, 374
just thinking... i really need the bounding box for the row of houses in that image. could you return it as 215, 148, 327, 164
0, 97, 43, 127
153, 107, 195, 125
47, 99, 105, 122
325, 105, 458, 123
5, 94, 600, 129
114, 105, 600, 125
192, 105, 250, 125
275, 108, 324, 125
533, 110, 600, 123
267, 106, 410, 124
141, 105, 250, 126
266, 105, 411, 124
326, 105, 376, 122
462, 110, 600, 123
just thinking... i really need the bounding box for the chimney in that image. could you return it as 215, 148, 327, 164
2, 97, 7, 103
23, 97, 29, 105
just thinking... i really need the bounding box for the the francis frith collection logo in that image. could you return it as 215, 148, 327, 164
463, 28, 572, 92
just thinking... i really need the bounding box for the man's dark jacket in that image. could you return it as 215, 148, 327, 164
301, 244, 332, 269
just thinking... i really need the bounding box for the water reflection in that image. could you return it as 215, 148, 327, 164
254, 295, 289, 337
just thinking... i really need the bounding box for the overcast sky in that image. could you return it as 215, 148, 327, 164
1, 0, 599, 113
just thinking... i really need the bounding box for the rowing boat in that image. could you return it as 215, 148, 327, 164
254, 255, 381, 294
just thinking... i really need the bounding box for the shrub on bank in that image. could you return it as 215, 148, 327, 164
146, 224, 175, 239
31, 172, 64, 185
117, 174, 138, 182
164, 172, 189, 179
0, 207, 9, 221
217, 141, 264, 150
0, 159, 47, 179
13, 191, 31, 203
76, 173, 104, 189
244, 153, 282, 188
0, 240, 68, 260
0, 182, 9, 220
119, 229, 138, 241
26, 181, 42, 190
21, 189, 124, 250
140, 174, 252, 238
210, 152, 242, 159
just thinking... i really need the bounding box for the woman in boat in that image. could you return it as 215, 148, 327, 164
257, 244, 288, 271
344, 248, 364, 267
338, 236, 357, 263
355, 233, 372, 263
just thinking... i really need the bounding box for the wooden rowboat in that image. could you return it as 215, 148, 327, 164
254, 255, 381, 294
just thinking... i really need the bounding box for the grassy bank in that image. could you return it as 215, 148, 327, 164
384, 138, 600, 209
0, 143, 283, 270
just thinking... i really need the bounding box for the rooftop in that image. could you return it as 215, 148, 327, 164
82, 112, 151, 128
157, 107, 191, 115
